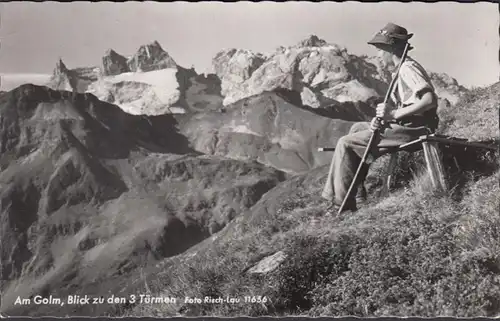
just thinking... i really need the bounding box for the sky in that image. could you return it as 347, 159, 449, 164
0, 1, 498, 89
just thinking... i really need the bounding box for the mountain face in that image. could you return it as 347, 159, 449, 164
85, 42, 223, 115
212, 36, 389, 107
212, 35, 466, 108
213, 48, 267, 100
102, 49, 130, 76
127, 41, 178, 72
47, 59, 100, 93
176, 91, 370, 174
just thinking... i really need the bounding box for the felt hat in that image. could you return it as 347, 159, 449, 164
368, 23, 414, 51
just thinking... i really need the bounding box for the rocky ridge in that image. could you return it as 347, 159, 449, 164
46, 36, 467, 117
212, 35, 466, 108
87, 41, 222, 115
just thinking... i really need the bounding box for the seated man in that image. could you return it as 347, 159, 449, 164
322, 22, 439, 214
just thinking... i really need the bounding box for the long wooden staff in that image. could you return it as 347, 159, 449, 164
337, 42, 411, 215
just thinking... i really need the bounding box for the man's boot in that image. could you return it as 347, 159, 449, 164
356, 184, 368, 205
355, 163, 370, 205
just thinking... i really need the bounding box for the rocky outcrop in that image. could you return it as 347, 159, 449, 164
213, 36, 389, 106
246, 251, 287, 274
47, 58, 73, 91
213, 48, 267, 98
46, 58, 100, 93
127, 41, 177, 72
102, 49, 130, 76
212, 36, 468, 108
429, 72, 468, 105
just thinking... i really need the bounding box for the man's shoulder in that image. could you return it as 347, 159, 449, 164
402, 57, 426, 71
400, 58, 432, 80
398, 57, 435, 91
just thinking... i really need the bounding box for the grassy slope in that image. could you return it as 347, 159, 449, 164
126, 82, 499, 317
437, 82, 500, 141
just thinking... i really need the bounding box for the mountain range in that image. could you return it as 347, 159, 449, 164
44, 36, 467, 115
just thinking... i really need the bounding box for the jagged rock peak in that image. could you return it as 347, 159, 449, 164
298, 35, 329, 48
102, 49, 130, 76
127, 40, 177, 72
213, 48, 266, 62
53, 58, 69, 75
105, 48, 121, 56
212, 48, 266, 78
136, 40, 169, 57
148, 40, 162, 49
48, 58, 74, 92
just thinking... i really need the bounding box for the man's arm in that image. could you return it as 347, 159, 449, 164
376, 89, 436, 122
391, 89, 436, 120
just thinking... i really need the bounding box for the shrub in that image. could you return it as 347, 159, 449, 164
266, 233, 360, 314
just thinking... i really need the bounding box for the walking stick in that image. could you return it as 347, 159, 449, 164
337, 42, 412, 215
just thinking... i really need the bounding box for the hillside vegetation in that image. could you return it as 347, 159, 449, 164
123, 82, 499, 318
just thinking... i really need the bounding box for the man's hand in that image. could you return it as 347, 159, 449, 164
376, 102, 395, 121
370, 117, 382, 132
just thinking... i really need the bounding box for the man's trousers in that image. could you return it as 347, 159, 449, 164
322, 121, 431, 206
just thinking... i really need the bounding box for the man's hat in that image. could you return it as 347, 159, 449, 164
368, 23, 414, 51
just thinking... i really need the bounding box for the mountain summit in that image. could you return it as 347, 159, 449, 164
212, 36, 467, 108
81, 41, 223, 115
213, 36, 387, 106
102, 49, 130, 76
297, 35, 329, 48
47, 58, 100, 93
127, 40, 177, 72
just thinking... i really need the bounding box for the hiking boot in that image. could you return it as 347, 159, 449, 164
325, 202, 357, 216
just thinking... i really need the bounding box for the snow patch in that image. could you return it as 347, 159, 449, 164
87, 68, 183, 115
103, 68, 179, 94
230, 125, 262, 136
